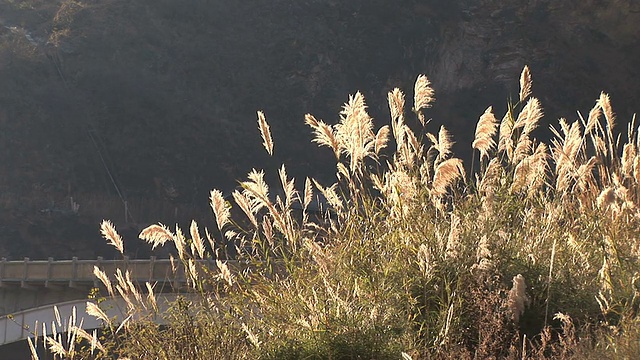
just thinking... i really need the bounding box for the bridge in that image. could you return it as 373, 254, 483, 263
0, 257, 221, 347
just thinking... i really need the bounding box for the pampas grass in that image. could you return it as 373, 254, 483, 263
473, 106, 499, 162
431, 157, 465, 198
519, 65, 532, 103
413, 74, 435, 126
515, 97, 543, 137
100, 220, 124, 254
257, 110, 274, 156
305, 113, 340, 158
139, 223, 175, 249
190, 220, 205, 259
210, 189, 230, 232
30, 66, 640, 359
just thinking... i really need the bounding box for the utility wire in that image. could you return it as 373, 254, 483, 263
44, 43, 136, 223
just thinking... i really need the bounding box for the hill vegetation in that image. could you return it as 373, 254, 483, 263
1, 0, 640, 260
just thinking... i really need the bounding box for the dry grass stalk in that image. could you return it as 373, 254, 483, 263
190, 220, 205, 259
27, 336, 38, 360
303, 177, 313, 212
597, 187, 616, 210
552, 120, 584, 193
312, 179, 344, 214
91, 329, 99, 355
515, 97, 543, 137
431, 158, 465, 198
71, 325, 105, 354
114, 269, 135, 312
512, 134, 532, 165
305, 114, 340, 158
210, 189, 230, 232
513, 142, 550, 195
257, 110, 274, 156
278, 164, 296, 209
94, 265, 114, 297
216, 260, 233, 286
243, 169, 271, 208
519, 65, 532, 103
437, 125, 454, 161
145, 282, 158, 312
262, 215, 274, 247
473, 106, 499, 161
406, 126, 422, 158
388, 88, 408, 152
304, 237, 329, 274
479, 158, 503, 193
233, 190, 259, 228
508, 274, 529, 322
242, 323, 261, 348
243, 169, 291, 241
475, 235, 493, 271
526, 143, 549, 197
621, 142, 636, 177
100, 220, 124, 254
417, 244, 433, 279
204, 228, 216, 255
54, 306, 62, 328
598, 255, 613, 299
335, 92, 376, 172
388, 87, 405, 122
186, 258, 198, 288
413, 74, 435, 125
599, 92, 616, 136
374, 125, 390, 155
45, 336, 68, 357
511, 158, 530, 194
553, 312, 576, 350
586, 103, 602, 135
575, 156, 597, 193
139, 223, 175, 250
336, 162, 351, 183
445, 213, 461, 259
174, 227, 187, 260
426, 126, 454, 168
498, 109, 515, 159
386, 169, 417, 218
634, 156, 640, 185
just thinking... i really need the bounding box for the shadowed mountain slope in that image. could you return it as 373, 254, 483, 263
0, 0, 638, 258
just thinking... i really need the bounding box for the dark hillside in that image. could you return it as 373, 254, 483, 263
0, 0, 638, 258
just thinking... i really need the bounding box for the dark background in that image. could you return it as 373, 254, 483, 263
1, 0, 639, 259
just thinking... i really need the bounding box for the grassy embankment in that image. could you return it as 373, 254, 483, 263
29, 67, 640, 359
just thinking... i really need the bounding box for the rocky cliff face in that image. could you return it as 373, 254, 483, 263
0, 0, 638, 259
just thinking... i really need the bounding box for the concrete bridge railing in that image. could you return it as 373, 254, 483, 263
0, 257, 221, 290
0, 257, 236, 315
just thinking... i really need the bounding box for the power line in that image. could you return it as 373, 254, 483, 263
44, 44, 136, 223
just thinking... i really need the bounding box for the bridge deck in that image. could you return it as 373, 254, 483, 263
0, 293, 202, 346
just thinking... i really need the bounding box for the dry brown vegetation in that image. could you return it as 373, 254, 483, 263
28, 67, 640, 359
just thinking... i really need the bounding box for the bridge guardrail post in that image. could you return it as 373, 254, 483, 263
46, 257, 53, 288
0, 257, 5, 287
21, 257, 34, 290
69, 256, 78, 288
